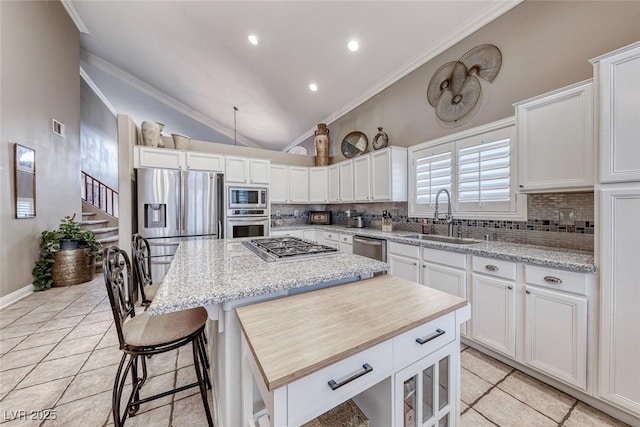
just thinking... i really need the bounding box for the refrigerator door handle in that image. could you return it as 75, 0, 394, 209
178, 171, 184, 235
218, 220, 223, 239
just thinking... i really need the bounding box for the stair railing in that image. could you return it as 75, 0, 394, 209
81, 171, 119, 218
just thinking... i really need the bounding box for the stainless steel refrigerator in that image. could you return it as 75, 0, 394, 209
137, 168, 224, 281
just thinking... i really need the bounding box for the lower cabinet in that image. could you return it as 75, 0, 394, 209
388, 242, 420, 283
524, 285, 587, 389
302, 229, 321, 243
271, 229, 304, 239
395, 341, 458, 427
471, 274, 516, 358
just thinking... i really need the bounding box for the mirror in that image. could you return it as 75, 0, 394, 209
14, 143, 36, 218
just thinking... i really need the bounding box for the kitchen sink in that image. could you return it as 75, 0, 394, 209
400, 234, 483, 245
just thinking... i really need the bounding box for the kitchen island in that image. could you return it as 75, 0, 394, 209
237, 275, 470, 426
148, 237, 389, 427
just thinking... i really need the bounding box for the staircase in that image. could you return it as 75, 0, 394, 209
81, 201, 119, 273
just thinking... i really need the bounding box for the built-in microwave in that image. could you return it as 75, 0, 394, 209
228, 187, 268, 209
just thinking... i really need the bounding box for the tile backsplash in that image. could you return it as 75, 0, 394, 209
272, 192, 594, 253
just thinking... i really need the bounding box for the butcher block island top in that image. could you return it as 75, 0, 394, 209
236, 275, 467, 391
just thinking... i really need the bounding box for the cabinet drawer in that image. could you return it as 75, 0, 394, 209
393, 312, 455, 369
323, 232, 339, 242
287, 340, 393, 426
472, 256, 516, 281
389, 241, 420, 258
423, 248, 466, 269
524, 265, 588, 295
339, 234, 353, 245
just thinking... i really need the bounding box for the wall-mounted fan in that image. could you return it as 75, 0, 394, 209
427, 44, 502, 127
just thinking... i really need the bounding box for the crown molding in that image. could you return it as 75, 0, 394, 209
80, 51, 260, 148
282, 0, 523, 152
60, 0, 90, 34
80, 66, 117, 116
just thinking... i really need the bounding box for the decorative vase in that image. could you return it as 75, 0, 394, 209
51, 248, 94, 287
156, 122, 166, 148
141, 121, 162, 147
314, 123, 330, 166
172, 133, 191, 150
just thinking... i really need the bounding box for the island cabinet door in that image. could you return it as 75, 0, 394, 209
394, 341, 458, 427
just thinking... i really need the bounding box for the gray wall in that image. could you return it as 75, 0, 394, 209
299, 1, 640, 159
0, 1, 81, 298
81, 79, 118, 190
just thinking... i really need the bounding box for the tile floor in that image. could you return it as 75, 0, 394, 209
0, 276, 631, 427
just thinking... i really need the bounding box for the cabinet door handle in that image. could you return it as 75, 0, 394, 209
525, 290, 531, 294
327, 363, 373, 391
485, 265, 499, 272
413, 262, 417, 266
507, 285, 513, 290
416, 329, 445, 345
544, 276, 563, 284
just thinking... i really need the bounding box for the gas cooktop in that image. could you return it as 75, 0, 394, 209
242, 237, 338, 262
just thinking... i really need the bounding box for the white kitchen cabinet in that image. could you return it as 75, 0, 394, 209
515, 80, 594, 192
270, 164, 289, 203
371, 147, 408, 201
339, 160, 354, 202
394, 341, 458, 427
524, 285, 587, 389
289, 167, 309, 203
302, 229, 321, 243
134, 146, 184, 169
186, 152, 224, 172
471, 273, 516, 358
328, 164, 340, 203
388, 242, 420, 283
339, 234, 353, 254
309, 167, 328, 203
226, 156, 270, 184
271, 229, 304, 239
599, 186, 640, 416
353, 155, 371, 202
591, 42, 640, 183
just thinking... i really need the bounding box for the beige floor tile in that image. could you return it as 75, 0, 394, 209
59, 364, 119, 404
461, 408, 496, 427
11, 328, 72, 352
461, 348, 512, 385
0, 337, 25, 355
474, 388, 556, 427
133, 371, 175, 414
460, 400, 469, 413
0, 377, 73, 423
44, 390, 112, 427
177, 345, 195, 369
0, 344, 55, 372
174, 365, 200, 401
0, 307, 33, 319
63, 320, 112, 341
4, 299, 45, 310
498, 370, 575, 423
121, 403, 171, 427
172, 393, 212, 427
564, 402, 630, 427
145, 350, 178, 378
90, 302, 112, 313
0, 317, 20, 329
17, 353, 89, 389
44, 334, 102, 361
28, 303, 71, 315
461, 343, 469, 351
95, 330, 120, 349
0, 322, 45, 340
79, 311, 113, 325
8, 311, 59, 327
52, 305, 95, 320
80, 345, 123, 372
34, 316, 84, 333
0, 365, 34, 394
460, 368, 492, 405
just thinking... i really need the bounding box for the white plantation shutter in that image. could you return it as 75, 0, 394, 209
414, 145, 452, 211
456, 127, 514, 212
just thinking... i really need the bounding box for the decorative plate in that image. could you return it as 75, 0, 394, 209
341, 131, 368, 158
288, 146, 308, 155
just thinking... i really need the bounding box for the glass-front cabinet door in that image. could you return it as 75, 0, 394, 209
395, 341, 457, 427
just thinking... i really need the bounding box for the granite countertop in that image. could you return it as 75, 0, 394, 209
273, 225, 596, 273
147, 238, 389, 316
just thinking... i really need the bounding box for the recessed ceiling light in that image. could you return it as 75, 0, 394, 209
347, 40, 359, 52
248, 35, 258, 45
309, 83, 318, 92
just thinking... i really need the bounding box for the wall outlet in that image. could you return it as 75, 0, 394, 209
294, 209, 299, 217
275, 209, 280, 217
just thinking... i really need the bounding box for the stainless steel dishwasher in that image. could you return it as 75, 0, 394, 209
353, 235, 387, 267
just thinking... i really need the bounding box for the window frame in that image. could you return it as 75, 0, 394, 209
408, 117, 527, 221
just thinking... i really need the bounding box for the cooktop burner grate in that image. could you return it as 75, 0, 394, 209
243, 237, 338, 261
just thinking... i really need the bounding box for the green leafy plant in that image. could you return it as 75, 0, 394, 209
32, 214, 102, 291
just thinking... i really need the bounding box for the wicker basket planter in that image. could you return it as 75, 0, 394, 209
51, 248, 95, 287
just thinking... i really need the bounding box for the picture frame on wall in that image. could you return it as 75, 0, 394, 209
14, 143, 36, 218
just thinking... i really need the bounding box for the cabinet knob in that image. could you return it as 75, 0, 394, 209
423, 264, 426, 268
525, 290, 531, 294
413, 262, 417, 266
519, 185, 523, 188
507, 285, 513, 290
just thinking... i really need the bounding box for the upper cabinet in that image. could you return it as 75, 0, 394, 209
515, 81, 594, 192
353, 156, 371, 201
327, 164, 340, 203
270, 165, 310, 203
133, 146, 224, 172
339, 160, 354, 202
371, 147, 408, 201
591, 42, 640, 183
226, 156, 270, 185
309, 167, 328, 203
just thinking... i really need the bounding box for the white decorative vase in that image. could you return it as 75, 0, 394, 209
156, 122, 165, 148
141, 121, 162, 147
171, 133, 191, 150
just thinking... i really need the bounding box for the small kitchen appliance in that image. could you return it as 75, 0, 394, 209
309, 211, 331, 225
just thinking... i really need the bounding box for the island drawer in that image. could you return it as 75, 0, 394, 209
472, 256, 516, 281
287, 340, 393, 426
393, 311, 455, 369
524, 265, 588, 295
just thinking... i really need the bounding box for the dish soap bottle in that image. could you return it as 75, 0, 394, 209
422, 219, 430, 234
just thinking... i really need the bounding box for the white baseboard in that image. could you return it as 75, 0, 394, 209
0, 283, 34, 309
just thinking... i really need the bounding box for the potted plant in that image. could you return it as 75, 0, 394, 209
32, 214, 102, 291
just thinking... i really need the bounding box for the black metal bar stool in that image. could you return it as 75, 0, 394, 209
103, 246, 214, 426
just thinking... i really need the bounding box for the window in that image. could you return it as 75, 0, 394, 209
409, 118, 526, 220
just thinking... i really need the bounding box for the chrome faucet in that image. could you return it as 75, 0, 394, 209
434, 189, 454, 237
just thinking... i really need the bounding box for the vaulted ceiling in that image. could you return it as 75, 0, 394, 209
71, 1, 520, 151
